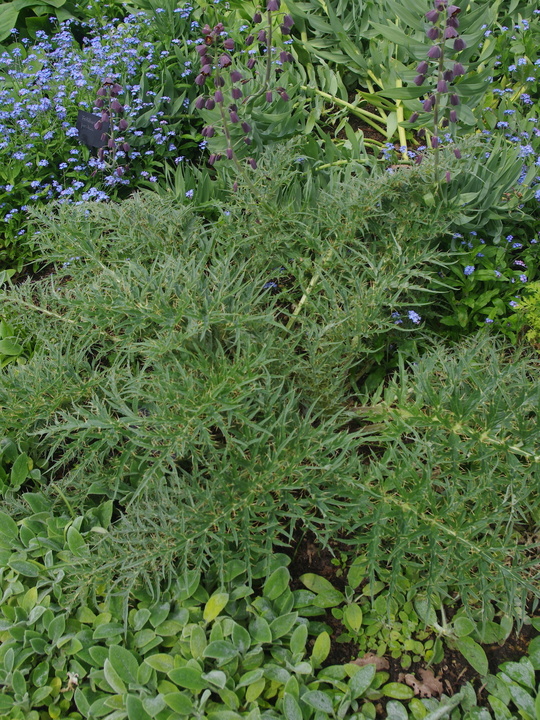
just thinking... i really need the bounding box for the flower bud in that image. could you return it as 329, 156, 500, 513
247, 57, 256, 69
445, 171, 451, 183
453, 147, 461, 158
267, 0, 280, 9
97, 87, 107, 97
214, 76, 225, 87
437, 80, 448, 93
248, 157, 258, 169
200, 55, 212, 66
231, 87, 242, 99
206, 97, 216, 109
279, 50, 290, 63
101, 112, 110, 122
283, 13, 294, 27
431, 135, 440, 148
414, 74, 425, 86
201, 24, 212, 35
425, 9, 439, 22
108, 138, 115, 149
417, 128, 426, 138
195, 95, 206, 109
201, 64, 212, 75
444, 26, 458, 39
450, 93, 460, 105
226, 147, 233, 159
101, 133, 108, 142
266, 90, 273, 102
443, 69, 454, 81
241, 121, 251, 133
116, 166, 124, 177
427, 26, 439, 40
423, 96, 435, 111
230, 70, 242, 82
208, 153, 217, 165
252, 11, 262, 23
245, 34, 254, 46
202, 125, 215, 137
427, 45, 442, 59
409, 112, 419, 122
447, 16, 459, 28
417, 61, 428, 74
453, 61, 465, 76
279, 90, 289, 101
449, 109, 458, 122
119, 119, 128, 130
214, 90, 224, 103
214, 23, 225, 33
195, 74, 205, 86
243, 136, 252, 144
441, 117, 449, 127
223, 38, 234, 50
98, 147, 105, 160
229, 110, 240, 123
257, 29, 267, 43
453, 37, 466, 50
196, 45, 208, 56
112, 83, 122, 95
110, 99, 123, 112
233, 181, 238, 191
122, 142, 130, 153
447, 4, 461, 16
280, 25, 291, 35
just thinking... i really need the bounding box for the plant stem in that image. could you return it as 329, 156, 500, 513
300, 86, 387, 135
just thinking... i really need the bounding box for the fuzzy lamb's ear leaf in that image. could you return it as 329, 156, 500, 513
263, 566, 290, 600
454, 636, 488, 676
349, 663, 376, 699
203, 592, 229, 623
109, 645, 139, 684
311, 631, 331, 667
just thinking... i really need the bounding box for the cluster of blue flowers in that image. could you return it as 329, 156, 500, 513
0, 5, 200, 256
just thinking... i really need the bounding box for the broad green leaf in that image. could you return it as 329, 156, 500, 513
10, 454, 29, 488
349, 663, 376, 699
163, 692, 194, 715
190, 625, 208, 658
453, 617, 476, 638
290, 623, 308, 655
386, 700, 409, 720
203, 592, 229, 623
498, 659, 535, 690
67, 525, 88, 556
249, 616, 272, 644
126, 694, 152, 720
168, 667, 206, 692
283, 692, 303, 720
0, 511, 18, 542
382, 682, 414, 699
237, 669, 264, 689
313, 588, 346, 608
343, 604, 363, 633
202, 670, 227, 689
302, 690, 333, 714
311, 631, 331, 666
263, 566, 290, 600
31, 661, 49, 688
12, 670, 26, 697
487, 695, 513, 719
300, 573, 337, 595
142, 695, 167, 717
455, 637, 489, 676
8, 558, 40, 577
109, 645, 139, 684
48, 614, 66, 643
270, 612, 298, 639
0, 338, 23, 355
145, 654, 174, 673
104, 658, 127, 694
203, 640, 238, 664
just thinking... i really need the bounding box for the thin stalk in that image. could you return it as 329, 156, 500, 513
300, 86, 387, 135
286, 246, 334, 330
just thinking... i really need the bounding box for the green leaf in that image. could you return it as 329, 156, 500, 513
302, 690, 333, 714
168, 667, 206, 692
202, 670, 227, 689
10, 454, 29, 488
12, 670, 26, 698
0, 511, 18, 543
263, 566, 290, 600
382, 682, 415, 700
349, 664, 376, 699
270, 612, 298, 640
311, 631, 331, 667
126, 693, 152, 720
8, 558, 40, 577
203, 592, 229, 623
48, 614, 66, 643
104, 658, 128, 694
145, 654, 174, 673
0, 338, 23, 356
31, 661, 49, 688
163, 692, 194, 715
455, 637, 489, 676
237, 669, 264, 689
300, 573, 336, 595
283, 692, 303, 720
190, 625, 208, 658
67, 525, 88, 556
343, 604, 363, 633
453, 617, 476, 638
203, 640, 239, 664
498, 659, 535, 690
142, 695, 167, 717
386, 700, 409, 720
249, 616, 273, 644
109, 645, 140, 684
290, 623, 308, 655
313, 588, 346, 608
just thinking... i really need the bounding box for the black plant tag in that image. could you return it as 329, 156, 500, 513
76, 110, 109, 148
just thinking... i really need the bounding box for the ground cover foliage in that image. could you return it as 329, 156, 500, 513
0, 0, 539, 717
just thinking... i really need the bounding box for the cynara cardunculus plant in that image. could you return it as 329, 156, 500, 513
191, 1, 294, 182
410, 0, 467, 181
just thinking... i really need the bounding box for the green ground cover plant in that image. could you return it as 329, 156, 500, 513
0, 0, 539, 718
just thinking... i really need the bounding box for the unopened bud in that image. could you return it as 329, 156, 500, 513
108, 138, 115, 149
195, 74, 205, 86
229, 110, 240, 123
279, 91, 289, 101
208, 153, 217, 165
453, 62, 465, 76
443, 69, 454, 81
453, 37, 466, 50
202, 125, 215, 137
195, 95, 206, 109
94, 120, 103, 130
444, 26, 458, 39
267, 0, 280, 10
206, 97, 216, 109
111, 99, 123, 112
116, 166, 124, 177
122, 142, 130, 153
283, 14, 294, 27
196, 45, 208, 56
230, 70, 242, 82
280, 50, 290, 63
450, 93, 460, 105
417, 61, 428, 74
243, 136, 252, 144
202, 24, 212, 35
112, 83, 122, 95
409, 112, 419, 122
453, 147, 461, 158
252, 11, 262, 23
414, 75, 425, 86
214, 76, 225, 87
427, 26, 439, 40
280, 25, 291, 35
257, 30, 267, 43
223, 38, 234, 50
445, 171, 451, 182
97, 87, 107, 97
437, 80, 448, 93
119, 118, 128, 130
431, 136, 439, 148
425, 9, 439, 22
449, 109, 458, 122
98, 147, 105, 160
245, 34, 254, 46
427, 45, 442, 59
232, 87, 242, 99
247, 57, 256, 69
95, 98, 104, 108
266, 90, 273, 102
241, 121, 251, 133
226, 147, 233, 159
214, 90, 224, 103
248, 157, 258, 169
